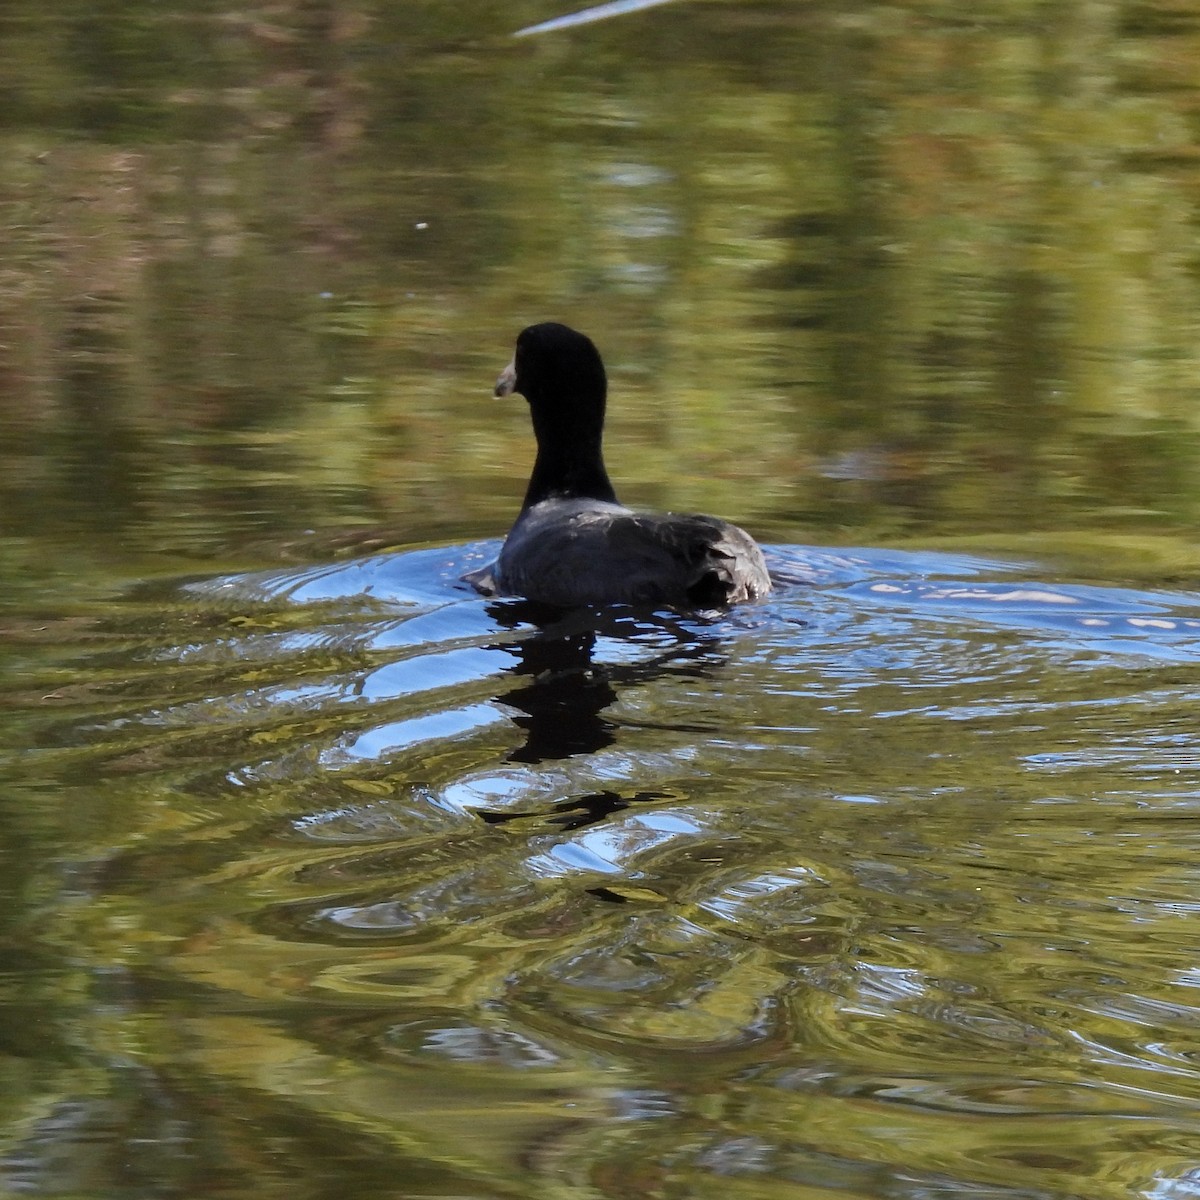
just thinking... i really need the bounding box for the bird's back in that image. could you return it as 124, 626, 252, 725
488, 499, 771, 608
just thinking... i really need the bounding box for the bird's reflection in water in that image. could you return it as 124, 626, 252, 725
477, 787, 674, 832
476, 599, 728, 831
484, 599, 728, 764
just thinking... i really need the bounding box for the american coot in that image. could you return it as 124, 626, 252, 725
464, 322, 772, 609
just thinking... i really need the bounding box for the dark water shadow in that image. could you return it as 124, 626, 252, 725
482, 598, 732, 765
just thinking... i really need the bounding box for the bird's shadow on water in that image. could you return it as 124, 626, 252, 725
481, 598, 732, 766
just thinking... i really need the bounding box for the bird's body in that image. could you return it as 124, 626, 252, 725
465, 323, 771, 609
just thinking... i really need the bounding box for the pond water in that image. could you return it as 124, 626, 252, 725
4, 1, 1200, 1198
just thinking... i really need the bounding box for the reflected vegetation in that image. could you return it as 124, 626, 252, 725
2, 0, 1200, 569
4, 1, 1200, 1198
9, 543, 1200, 1197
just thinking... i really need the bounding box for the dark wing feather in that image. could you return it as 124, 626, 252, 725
479, 500, 771, 607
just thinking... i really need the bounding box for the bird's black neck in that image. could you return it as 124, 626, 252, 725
520, 388, 619, 510
522, 444, 618, 509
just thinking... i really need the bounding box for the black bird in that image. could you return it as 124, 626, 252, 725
464, 322, 771, 608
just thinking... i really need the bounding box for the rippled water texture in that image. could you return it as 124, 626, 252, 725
6, 545, 1200, 1198
5, 0, 1200, 1196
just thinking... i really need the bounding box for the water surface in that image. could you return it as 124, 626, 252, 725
4, 1, 1200, 1198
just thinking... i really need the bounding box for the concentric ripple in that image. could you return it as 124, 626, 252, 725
6, 541, 1200, 1198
